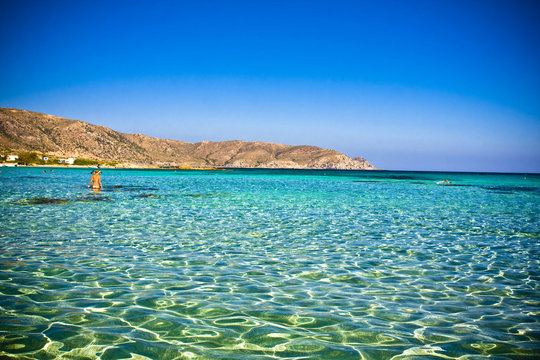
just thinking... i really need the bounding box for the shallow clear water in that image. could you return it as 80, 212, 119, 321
0, 167, 539, 359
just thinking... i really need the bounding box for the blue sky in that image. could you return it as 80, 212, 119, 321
1, 0, 539, 172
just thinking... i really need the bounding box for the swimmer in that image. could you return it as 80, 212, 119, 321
88, 170, 103, 189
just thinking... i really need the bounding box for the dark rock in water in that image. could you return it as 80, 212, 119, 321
32, 197, 69, 205
78, 196, 112, 202
107, 185, 159, 191
184, 193, 230, 198
12, 197, 70, 205
481, 185, 539, 194
12, 196, 112, 205
136, 194, 158, 198
185, 193, 219, 198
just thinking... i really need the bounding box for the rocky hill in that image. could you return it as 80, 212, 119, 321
0, 107, 376, 169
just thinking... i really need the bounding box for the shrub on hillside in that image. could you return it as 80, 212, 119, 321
18, 152, 43, 164
73, 158, 98, 166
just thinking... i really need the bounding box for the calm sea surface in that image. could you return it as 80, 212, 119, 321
0, 167, 538, 359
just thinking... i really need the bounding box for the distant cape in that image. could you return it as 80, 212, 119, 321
0, 107, 376, 170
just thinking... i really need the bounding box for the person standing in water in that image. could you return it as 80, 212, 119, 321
88, 170, 103, 190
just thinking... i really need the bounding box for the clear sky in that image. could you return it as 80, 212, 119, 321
1, 0, 539, 172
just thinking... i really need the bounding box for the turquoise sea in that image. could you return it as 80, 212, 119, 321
0, 167, 538, 359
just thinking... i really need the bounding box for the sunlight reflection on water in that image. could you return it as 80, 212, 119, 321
0, 168, 539, 359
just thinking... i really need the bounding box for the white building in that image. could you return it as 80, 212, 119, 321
59, 158, 75, 165
7, 155, 19, 162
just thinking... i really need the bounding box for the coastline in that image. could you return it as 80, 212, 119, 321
0, 163, 225, 171
1, 163, 378, 171
4, 164, 539, 175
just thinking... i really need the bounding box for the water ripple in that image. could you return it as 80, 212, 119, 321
0, 169, 539, 359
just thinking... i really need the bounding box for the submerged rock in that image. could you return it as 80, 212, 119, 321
136, 194, 159, 198
78, 196, 112, 202
12, 197, 70, 205
12, 195, 111, 205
